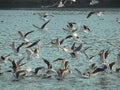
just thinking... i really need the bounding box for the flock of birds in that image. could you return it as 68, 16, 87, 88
0, 9, 120, 82
41, 0, 100, 8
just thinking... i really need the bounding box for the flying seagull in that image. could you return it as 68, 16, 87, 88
86, 11, 103, 19
37, 12, 53, 22
90, 0, 99, 5
32, 20, 50, 31
18, 30, 34, 42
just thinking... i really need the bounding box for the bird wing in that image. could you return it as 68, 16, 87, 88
65, 35, 72, 40
40, 20, 50, 29
26, 39, 40, 48
34, 67, 45, 74
60, 39, 64, 45
42, 58, 52, 69
86, 11, 95, 18
18, 31, 24, 38
24, 30, 34, 38
71, 42, 76, 50
32, 24, 41, 29
109, 61, 115, 71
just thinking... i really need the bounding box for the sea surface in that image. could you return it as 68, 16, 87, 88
0, 8, 120, 90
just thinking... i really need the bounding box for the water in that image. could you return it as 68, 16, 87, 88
0, 8, 120, 90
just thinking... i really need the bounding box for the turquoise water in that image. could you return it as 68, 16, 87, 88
0, 8, 120, 90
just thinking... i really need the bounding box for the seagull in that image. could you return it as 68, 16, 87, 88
69, 42, 82, 58
71, 42, 83, 53
0, 54, 10, 63
51, 38, 64, 48
37, 12, 53, 22
58, 0, 76, 8
13, 69, 32, 81
69, 0, 76, 4
18, 30, 34, 42
91, 63, 108, 75
75, 68, 90, 79
98, 49, 110, 63
58, 0, 67, 8
86, 11, 103, 19
42, 58, 56, 74
56, 68, 71, 80
32, 20, 50, 31
10, 42, 25, 55
82, 25, 91, 33
63, 22, 77, 31
53, 58, 69, 69
59, 45, 73, 53
65, 30, 81, 41
90, 0, 99, 5
87, 63, 97, 73
56, 60, 71, 80
9, 57, 26, 73
26, 43, 40, 60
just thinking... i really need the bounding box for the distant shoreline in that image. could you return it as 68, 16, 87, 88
0, 2, 120, 9
0, 7, 120, 11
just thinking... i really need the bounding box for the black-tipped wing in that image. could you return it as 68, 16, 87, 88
53, 58, 64, 62
75, 68, 82, 74
26, 39, 40, 48
16, 42, 25, 53
42, 58, 52, 69
86, 11, 95, 18
64, 61, 69, 69
60, 39, 64, 45
71, 42, 76, 50
104, 49, 110, 59
65, 35, 72, 40
18, 31, 24, 37
17, 57, 25, 65
34, 67, 45, 75
24, 30, 34, 38
109, 61, 115, 71
32, 24, 41, 29
40, 20, 50, 29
